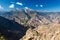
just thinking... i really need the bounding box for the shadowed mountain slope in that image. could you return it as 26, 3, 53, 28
0, 16, 28, 40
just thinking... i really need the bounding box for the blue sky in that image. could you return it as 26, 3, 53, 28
0, 0, 60, 12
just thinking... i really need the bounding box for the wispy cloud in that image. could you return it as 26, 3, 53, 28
40, 5, 43, 7
16, 2, 23, 6
35, 5, 38, 7
9, 4, 14, 8
0, 5, 4, 9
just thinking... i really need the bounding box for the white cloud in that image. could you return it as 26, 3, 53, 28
0, 5, 4, 9
9, 4, 14, 8
16, 2, 23, 6
40, 5, 43, 7
24, 7, 29, 9
24, 7, 33, 10
35, 5, 38, 7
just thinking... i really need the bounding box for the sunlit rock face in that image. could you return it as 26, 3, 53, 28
20, 24, 60, 40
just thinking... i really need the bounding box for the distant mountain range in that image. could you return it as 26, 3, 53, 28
0, 8, 60, 27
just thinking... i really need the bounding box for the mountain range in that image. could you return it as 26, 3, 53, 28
0, 8, 60, 40
0, 8, 60, 27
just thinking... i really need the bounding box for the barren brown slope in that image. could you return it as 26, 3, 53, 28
20, 24, 60, 40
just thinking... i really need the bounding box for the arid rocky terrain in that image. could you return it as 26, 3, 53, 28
0, 8, 60, 40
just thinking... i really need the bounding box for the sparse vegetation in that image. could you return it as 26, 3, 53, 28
0, 34, 7, 40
